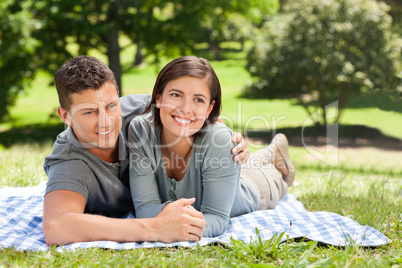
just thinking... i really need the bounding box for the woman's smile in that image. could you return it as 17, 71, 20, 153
172, 115, 194, 126
156, 76, 215, 142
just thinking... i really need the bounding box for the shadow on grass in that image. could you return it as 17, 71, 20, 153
1, 122, 401, 152
245, 124, 402, 151
0, 122, 65, 148
238, 91, 402, 113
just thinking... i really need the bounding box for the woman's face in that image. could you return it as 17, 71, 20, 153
156, 76, 215, 142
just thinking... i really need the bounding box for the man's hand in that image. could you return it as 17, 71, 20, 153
232, 132, 249, 164
216, 119, 249, 165
152, 198, 206, 242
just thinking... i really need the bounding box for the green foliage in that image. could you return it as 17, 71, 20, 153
132, 0, 280, 61
244, 0, 402, 125
0, 0, 279, 116
29, 0, 151, 93
0, 0, 39, 121
11, 0, 279, 95
383, 0, 402, 31
229, 229, 286, 261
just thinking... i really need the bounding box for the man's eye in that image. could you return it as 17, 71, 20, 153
84, 111, 94, 115
109, 104, 117, 110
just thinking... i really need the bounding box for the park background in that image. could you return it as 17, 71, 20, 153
0, 0, 401, 266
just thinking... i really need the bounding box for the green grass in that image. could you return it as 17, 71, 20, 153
0, 143, 51, 187
0, 72, 60, 130
0, 49, 401, 266
0, 144, 401, 266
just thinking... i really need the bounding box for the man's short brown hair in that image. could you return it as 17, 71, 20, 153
55, 56, 118, 110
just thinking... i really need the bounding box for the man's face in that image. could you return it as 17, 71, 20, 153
60, 82, 122, 151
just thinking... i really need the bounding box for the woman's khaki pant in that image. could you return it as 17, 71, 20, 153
240, 145, 288, 210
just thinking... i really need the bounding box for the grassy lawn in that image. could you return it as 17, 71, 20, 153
0, 143, 401, 266
0, 50, 401, 266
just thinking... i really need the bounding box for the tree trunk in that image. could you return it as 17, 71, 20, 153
319, 89, 327, 127
336, 86, 349, 123
211, 43, 221, 60
133, 44, 144, 66
240, 38, 245, 51
106, 29, 122, 97
278, 0, 288, 12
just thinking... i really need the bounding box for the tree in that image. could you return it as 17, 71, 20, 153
30, 0, 147, 96
1, 0, 280, 119
29, 0, 278, 92
172, 0, 279, 60
381, 0, 402, 30
135, 0, 280, 62
244, 0, 401, 126
0, 0, 39, 121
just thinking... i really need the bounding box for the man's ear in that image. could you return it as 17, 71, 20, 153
57, 106, 72, 126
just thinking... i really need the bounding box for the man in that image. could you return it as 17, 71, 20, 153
43, 56, 251, 246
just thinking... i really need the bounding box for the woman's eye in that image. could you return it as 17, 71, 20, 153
84, 111, 94, 115
171, 93, 180, 98
195, 98, 205, 103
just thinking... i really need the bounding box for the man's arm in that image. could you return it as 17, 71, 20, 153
43, 190, 205, 246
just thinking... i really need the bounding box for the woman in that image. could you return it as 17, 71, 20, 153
128, 56, 295, 238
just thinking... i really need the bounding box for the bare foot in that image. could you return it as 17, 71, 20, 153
271, 144, 289, 176
271, 133, 295, 187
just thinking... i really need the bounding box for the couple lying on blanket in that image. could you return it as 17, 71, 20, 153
43, 56, 296, 246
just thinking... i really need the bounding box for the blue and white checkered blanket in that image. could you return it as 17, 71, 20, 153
0, 182, 391, 251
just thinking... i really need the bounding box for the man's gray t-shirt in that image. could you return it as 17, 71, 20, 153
43, 94, 151, 217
